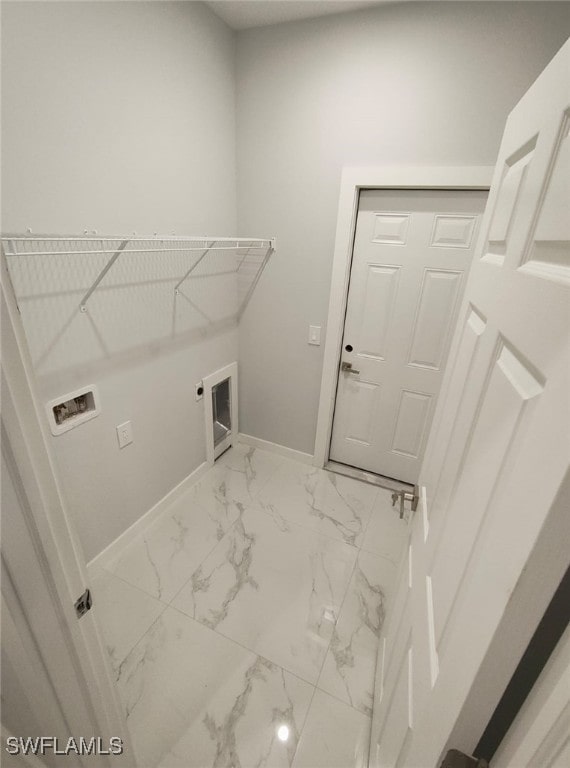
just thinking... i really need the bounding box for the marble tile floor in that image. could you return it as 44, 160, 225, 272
90, 444, 409, 768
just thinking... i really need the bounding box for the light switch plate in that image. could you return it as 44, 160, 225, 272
116, 421, 133, 449
308, 325, 321, 345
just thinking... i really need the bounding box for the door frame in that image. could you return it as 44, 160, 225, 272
313, 166, 494, 469
1, 249, 133, 761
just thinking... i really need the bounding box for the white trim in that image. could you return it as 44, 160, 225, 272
87, 460, 210, 574
89, 429, 314, 577
238, 433, 314, 466
203, 362, 238, 464
1, 249, 132, 759
314, 165, 494, 468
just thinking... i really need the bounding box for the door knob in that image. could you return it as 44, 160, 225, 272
341, 361, 360, 374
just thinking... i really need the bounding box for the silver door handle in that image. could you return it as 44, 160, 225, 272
341, 361, 360, 374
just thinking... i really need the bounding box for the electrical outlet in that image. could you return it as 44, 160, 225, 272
116, 421, 133, 449
195, 381, 204, 401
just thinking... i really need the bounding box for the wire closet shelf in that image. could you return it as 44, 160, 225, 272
1, 234, 276, 312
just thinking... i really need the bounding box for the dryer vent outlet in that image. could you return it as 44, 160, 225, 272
212, 378, 231, 448
203, 362, 238, 463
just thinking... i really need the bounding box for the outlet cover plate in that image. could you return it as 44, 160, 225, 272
116, 421, 133, 449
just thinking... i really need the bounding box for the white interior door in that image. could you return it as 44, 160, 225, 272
370, 39, 570, 768
329, 188, 487, 484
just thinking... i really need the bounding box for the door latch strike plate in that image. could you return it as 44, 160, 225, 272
74, 588, 92, 619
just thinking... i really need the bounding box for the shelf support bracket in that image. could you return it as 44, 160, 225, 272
79, 240, 129, 312
174, 241, 215, 295
236, 243, 274, 320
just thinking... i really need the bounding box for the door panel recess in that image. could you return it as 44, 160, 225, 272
330, 188, 488, 484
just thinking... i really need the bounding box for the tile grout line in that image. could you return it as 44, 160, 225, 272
94, 574, 170, 684
160, 601, 336, 767
158, 499, 373, 708
101, 447, 384, 755
109, 596, 371, 766
311, 511, 393, 720
291, 679, 319, 767
97, 566, 171, 608
248, 498, 363, 553
156, 451, 394, 712
101, 447, 396, 642
359, 486, 382, 545
158, 506, 382, 720
103, 446, 283, 613
165, 601, 311, 684
249, 464, 381, 551
162, 445, 289, 608
244, 450, 289, 500
232, 451, 399, 561
167, 587, 325, 693
312, 545, 360, 704
167, 574, 381, 720
165, 508, 245, 612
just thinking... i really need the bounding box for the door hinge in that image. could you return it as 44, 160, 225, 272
439, 750, 489, 768
74, 588, 92, 619
391, 485, 420, 519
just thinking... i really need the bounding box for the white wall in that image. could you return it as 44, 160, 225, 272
236, 1, 570, 454
3, 1, 569, 561
1, 1, 238, 561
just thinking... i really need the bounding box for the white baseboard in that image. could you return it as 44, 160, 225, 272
237, 432, 314, 466
89, 435, 314, 576
88, 460, 211, 575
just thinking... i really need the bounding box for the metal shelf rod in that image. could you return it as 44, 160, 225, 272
8, 245, 270, 258
4, 236, 273, 244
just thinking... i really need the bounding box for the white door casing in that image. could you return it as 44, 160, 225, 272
329, 189, 487, 483
370, 39, 570, 768
1, 252, 133, 764
314, 166, 493, 471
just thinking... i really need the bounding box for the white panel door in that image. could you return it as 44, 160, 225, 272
370, 40, 570, 768
329, 189, 487, 483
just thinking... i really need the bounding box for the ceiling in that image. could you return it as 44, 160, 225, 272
205, 1, 400, 31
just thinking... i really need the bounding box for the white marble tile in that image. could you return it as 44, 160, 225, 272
106, 491, 236, 604
91, 570, 165, 677
256, 461, 378, 547
292, 689, 370, 768
172, 506, 357, 685
361, 488, 409, 564
218, 443, 285, 483
116, 606, 313, 768
190, 445, 285, 513
318, 550, 396, 714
